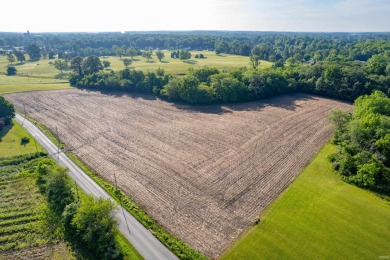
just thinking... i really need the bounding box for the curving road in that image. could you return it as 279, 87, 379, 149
15, 113, 178, 260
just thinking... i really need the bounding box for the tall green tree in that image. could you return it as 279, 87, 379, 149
26, 44, 41, 61
7, 53, 15, 64
102, 60, 111, 69
0, 96, 15, 125
71, 195, 121, 259
123, 58, 132, 68
115, 46, 126, 60
53, 59, 69, 74
14, 51, 26, 64
249, 55, 260, 69
155, 50, 165, 62
179, 50, 191, 61
70, 57, 84, 75
366, 53, 389, 75
127, 47, 138, 60
82, 56, 103, 74
46, 166, 74, 214
142, 51, 153, 62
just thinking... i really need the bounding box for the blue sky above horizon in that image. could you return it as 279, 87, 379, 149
1, 0, 389, 32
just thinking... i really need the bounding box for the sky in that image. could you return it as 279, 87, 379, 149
0, 0, 389, 32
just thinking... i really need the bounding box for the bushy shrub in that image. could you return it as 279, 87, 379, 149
6, 66, 17, 76
20, 136, 30, 145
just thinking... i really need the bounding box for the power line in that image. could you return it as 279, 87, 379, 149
21, 103, 26, 126
113, 171, 131, 236
55, 126, 60, 162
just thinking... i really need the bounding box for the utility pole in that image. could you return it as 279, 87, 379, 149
113, 171, 131, 236
113, 171, 118, 192
74, 180, 80, 202
55, 126, 60, 162
22, 103, 26, 126
34, 137, 38, 153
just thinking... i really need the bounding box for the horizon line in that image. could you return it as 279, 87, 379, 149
1, 30, 390, 34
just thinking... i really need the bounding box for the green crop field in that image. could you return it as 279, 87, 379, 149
0, 155, 72, 259
221, 143, 390, 259
0, 120, 44, 157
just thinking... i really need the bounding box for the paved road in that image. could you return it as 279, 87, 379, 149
15, 113, 178, 260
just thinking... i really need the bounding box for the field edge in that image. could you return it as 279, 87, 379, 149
18, 113, 206, 260
220, 143, 390, 259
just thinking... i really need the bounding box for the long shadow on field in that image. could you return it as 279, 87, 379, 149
0, 121, 13, 142
82, 88, 158, 101
172, 93, 321, 115
173, 103, 233, 115
225, 93, 318, 112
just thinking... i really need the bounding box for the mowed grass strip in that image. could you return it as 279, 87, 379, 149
0, 83, 71, 95
0, 120, 44, 157
0, 74, 67, 84
221, 143, 390, 259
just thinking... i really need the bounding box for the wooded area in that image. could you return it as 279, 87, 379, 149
330, 91, 390, 192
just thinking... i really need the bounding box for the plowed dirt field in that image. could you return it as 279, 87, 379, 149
6, 89, 352, 258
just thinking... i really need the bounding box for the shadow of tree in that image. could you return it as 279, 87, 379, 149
79, 88, 158, 101
183, 60, 198, 65
171, 93, 322, 115
55, 73, 69, 79
0, 121, 13, 141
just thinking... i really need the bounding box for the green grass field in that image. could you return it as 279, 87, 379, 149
0, 56, 59, 77
0, 82, 71, 95
0, 51, 271, 95
103, 50, 272, 74
0, 55, 71, 94
0, 120, 44, 157
221, 143, 390, 259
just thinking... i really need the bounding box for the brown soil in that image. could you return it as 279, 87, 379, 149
6, 89, 352, 258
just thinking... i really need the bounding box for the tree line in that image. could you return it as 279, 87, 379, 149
68, 53, 389, 104
0, 96, 15, 131
1, 32, 389, 63
329, 91, 390, 192
36, 156, 122, 259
